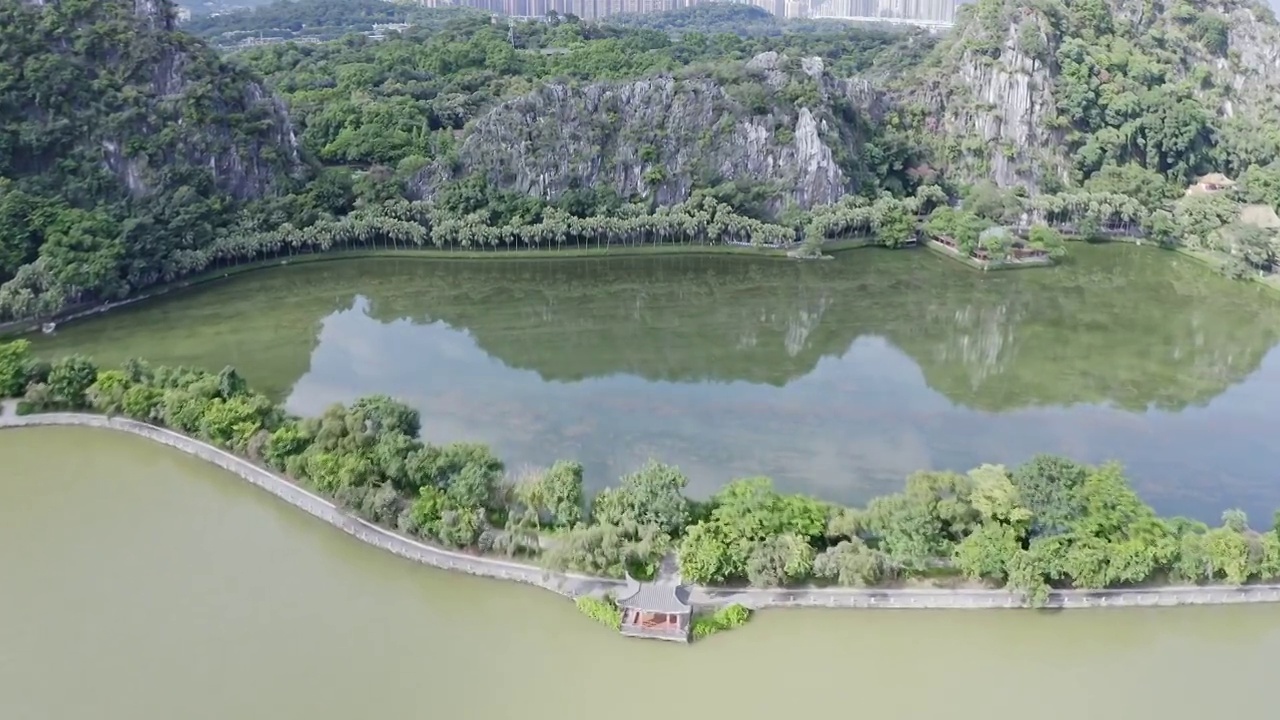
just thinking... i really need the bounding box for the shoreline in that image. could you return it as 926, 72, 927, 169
5, 408, 1280, 611
6, 234, 1276, 340
0, 244, 800, 338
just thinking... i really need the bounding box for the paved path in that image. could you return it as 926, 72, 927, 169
7, 410, 1280, 611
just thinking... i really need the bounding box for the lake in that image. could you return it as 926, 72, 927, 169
29, 244, 1280, 522
2, 427, 1278, 720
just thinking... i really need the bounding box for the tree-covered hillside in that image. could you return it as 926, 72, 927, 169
4, 0, 1280, 328
902, 0, 1280, 191
604, 2, 879, 38
185, 0, 484, 48
0, 0, 305, 317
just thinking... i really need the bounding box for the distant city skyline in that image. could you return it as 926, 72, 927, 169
413, 0, 962, 24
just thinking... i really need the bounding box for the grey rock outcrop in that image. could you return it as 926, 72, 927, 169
907, 0, 1280, 193
410, 53, 883, 213
908, 10, 1066, 191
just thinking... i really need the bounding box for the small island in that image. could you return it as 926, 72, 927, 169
5, 338, 1280, 642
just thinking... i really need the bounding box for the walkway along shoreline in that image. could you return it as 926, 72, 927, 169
7, 410, 1280, 611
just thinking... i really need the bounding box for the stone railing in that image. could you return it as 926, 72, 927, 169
6, 409, 1280, 611
694, 584, 1280, 610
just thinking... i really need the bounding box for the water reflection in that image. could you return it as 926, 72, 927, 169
31, 246, 1280, 521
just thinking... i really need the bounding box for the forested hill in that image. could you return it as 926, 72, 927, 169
183, 0, 484, 47
902, 0, 1280, 191
5, 0, 1280, 328
0, 0, 303, 314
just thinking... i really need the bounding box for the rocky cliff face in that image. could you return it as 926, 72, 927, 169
410, 52, 882, 212
905, 0, 1280, 192
910, 11, 1065, 190
7, 0, 302, 200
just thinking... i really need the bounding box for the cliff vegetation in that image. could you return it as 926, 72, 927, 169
903, 0, 1280, 191
0, 0, 304, 315
5, 0, 1280, 326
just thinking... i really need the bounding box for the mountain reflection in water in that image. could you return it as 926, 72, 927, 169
31, 245, 1280, 522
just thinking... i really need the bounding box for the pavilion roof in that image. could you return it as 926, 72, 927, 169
615, 574, 692, 614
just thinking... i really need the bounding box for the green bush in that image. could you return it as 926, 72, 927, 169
691, 603, 751, 640
575, 596, 622, 630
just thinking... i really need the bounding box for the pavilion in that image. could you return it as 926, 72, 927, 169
615, 573, 693, 643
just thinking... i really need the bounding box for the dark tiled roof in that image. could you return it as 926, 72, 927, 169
616, 575, 691, 614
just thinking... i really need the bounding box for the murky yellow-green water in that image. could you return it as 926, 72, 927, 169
2, 427, 1277, 719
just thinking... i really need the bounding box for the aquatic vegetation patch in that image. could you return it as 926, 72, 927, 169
575, 596, 622, 630
691, 604, 751, 640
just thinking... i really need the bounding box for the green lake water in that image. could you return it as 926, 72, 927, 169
2, 427, 1279, 720
29, 244, 1280, 521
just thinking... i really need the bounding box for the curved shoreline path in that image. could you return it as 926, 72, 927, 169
6, 405, 1280, 611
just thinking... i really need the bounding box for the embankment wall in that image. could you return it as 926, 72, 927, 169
6, 410, 1280, 611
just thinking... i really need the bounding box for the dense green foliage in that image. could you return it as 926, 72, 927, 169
5, 0, 1279, 328
6, 339, 1280, 605
915, 0, 1280, 187
691, 604, 751, 639
187, 0, 483, 48
0, 0, 305, 319
574, 596, 623, 630
233, 12, 925, 169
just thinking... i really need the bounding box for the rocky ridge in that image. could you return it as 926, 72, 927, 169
410, 52, 884, 213
6, 0, 302, 200
903, 0, 1280, 191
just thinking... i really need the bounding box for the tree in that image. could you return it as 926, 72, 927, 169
1238, 162, 1280, 211
350, 394, 422, 438
954, 523, 1022, 583
1082, 163, 1178, 212
745, 532, 814, 587
678, 521, 733, 584
0, 340, 33, 398
536, 459, 585, 528
86, 369, 131, 415
591, 459, 690, 535
966, 464, 1031, 528
46, 355, 99, 409
1011, 455, 1088, 539
675, 477, 829, 583
307, 168, 357, 215
1026, 225, 1066, 258
546, 521, 668, 577
964, 181, 1022, 224
812, 538, 891, 586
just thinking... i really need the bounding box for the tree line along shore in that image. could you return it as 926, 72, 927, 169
7, 180, 1279, 331
4, 339, 1280, 606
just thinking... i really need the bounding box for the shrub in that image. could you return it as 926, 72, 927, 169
575, 596, 622, 630
691, 603, 751, 640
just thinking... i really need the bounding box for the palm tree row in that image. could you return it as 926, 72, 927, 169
801, 186, 948, 252
1022, 192, 1150, 235
208, 196, 798, 263
0, 198, 806, 322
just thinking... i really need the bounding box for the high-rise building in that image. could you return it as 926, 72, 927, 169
415, 0, 958, 25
